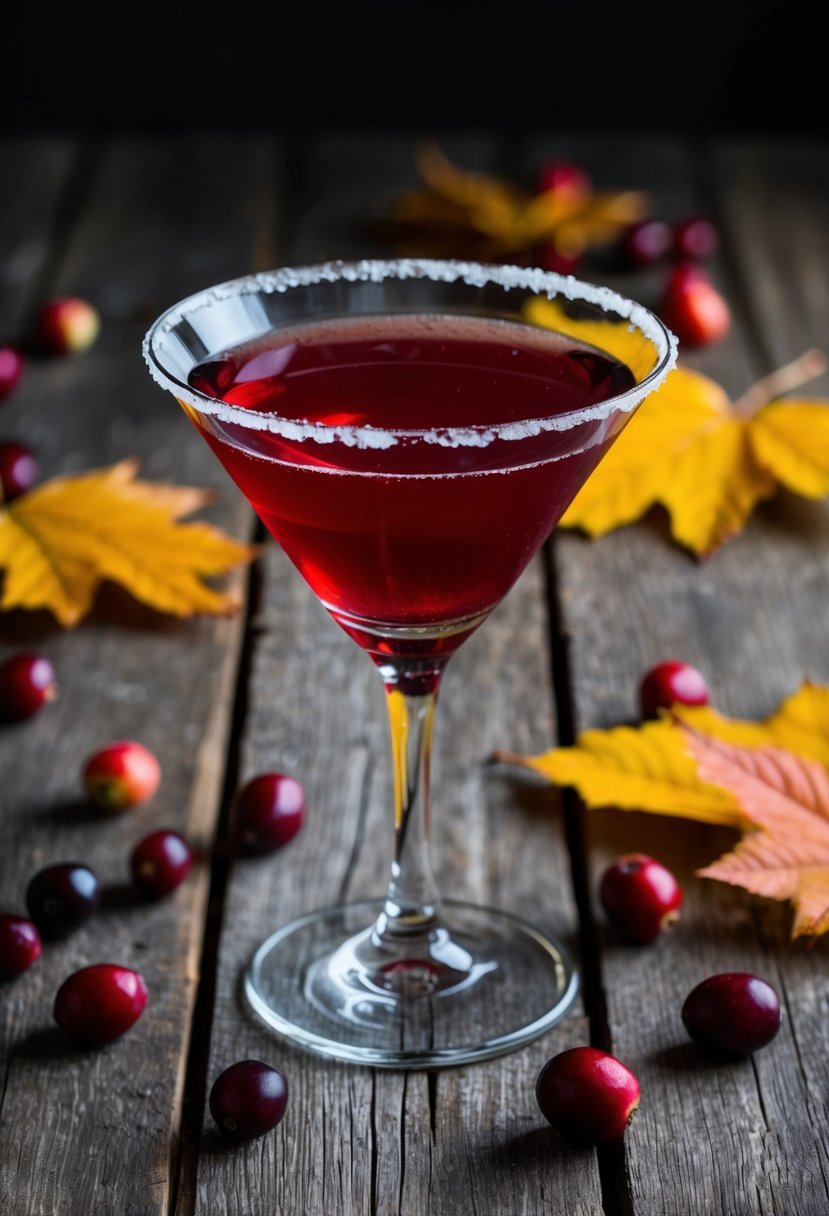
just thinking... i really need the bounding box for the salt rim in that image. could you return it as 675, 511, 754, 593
143, 259, 678, 450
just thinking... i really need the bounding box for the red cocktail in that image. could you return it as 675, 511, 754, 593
145, 260, 676, 1067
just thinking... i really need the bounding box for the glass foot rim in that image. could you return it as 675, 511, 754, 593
244, 898, 579, 1070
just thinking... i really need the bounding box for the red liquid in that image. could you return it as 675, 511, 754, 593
188, 315, 633, 662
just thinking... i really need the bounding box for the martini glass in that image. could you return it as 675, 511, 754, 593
144, 259, 676, 1068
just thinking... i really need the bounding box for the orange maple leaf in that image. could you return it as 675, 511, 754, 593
545, 347, 829, 557
683, 726, 829, 937
0, 459, 255, 627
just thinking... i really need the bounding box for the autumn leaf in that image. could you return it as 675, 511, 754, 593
493, 680, 829, 830
551, 348, 829, 557
684, 727, 829, 937
0, 459, 255, 627
389, 143, 646, 260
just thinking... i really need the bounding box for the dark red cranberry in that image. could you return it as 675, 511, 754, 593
536, 1047, 640, 1144
130, 829, 193, 899
209, 1060, 289, 1141
639, 659, 711, 719
0, 441, 37, 502
673, 215, 719, 261
533, 244, 584, 275
536, 161, 591, 199
0, 348, 24, 401
621, 218, 672, 268
53, 963, 148, 1045
0, 914, 42, 979
660, 264, 731, 346
26, 863, 100, 939
682, 973, 781, 1055
234, 773, 305, 855
599, 854, 683, 943
0, 652, 58, 721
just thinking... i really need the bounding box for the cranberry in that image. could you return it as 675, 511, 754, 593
661, 264, 731, 347
536, 1046, 640, 1144
234, 773, 305, 854
536, 161, 591, 200
621, 218, 672, 268
599, 854, 683, 943
53, 963, 147, 1046
682, 973, 781, 1055
209, 1059, 289, 1141
0, 347, 24, 400
83, 740, 161, 812
533, 244, 584, 275
130, 829, 193, 899
0, 441, 37, 502
0, 914, 42, 979
0, 652, 58, 721
673, 215, 719, 261
26, 862, 100, 939
639, 659, 711, 719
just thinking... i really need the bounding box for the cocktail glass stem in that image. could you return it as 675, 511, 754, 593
373, 676, 443, 945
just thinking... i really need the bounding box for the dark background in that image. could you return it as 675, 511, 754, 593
2, 0, 824, 135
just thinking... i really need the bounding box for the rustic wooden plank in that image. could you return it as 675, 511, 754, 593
190, 134, 604, 1216
521, 134, 829, 1213
0, 136, 271, 1215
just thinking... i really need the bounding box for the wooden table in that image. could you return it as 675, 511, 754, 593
1, 133, 827, 1216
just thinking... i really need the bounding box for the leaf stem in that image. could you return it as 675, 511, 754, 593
732, 348, 827, 418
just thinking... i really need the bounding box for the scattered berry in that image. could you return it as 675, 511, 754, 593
0, 441, 37, 502
234, 773, 305, 855
37, 297, 101, 355
53, 963, 148, 1046
0, 652, 58, 721
639, 659, 711, 719
660, 264, 731, 347
209, 1059, 289, 1142
533, 244, 584, 275
599, 854, 683, 943
536, 161, 591, 200
621, 218, 672, 268
536, 1046, 640, 1144
83, 740, 161, 812
0, 914, 42, 979
673, 215, 719, 261
682, 972, 781, 1056
0, 347, 24, 401
130, 829, 193, 899
26, 862, 100, 939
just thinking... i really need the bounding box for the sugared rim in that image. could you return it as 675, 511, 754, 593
143, 258, 677, 450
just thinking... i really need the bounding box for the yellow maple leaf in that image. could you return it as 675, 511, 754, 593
493, 680, 829, 830
554, 349, 829, 557
684, 727, 829, 937
390, 143, 647, 260
0, 459, 255, 627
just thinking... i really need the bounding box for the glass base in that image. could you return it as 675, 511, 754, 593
245, 899, 579, 1069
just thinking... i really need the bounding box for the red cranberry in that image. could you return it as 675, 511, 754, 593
209, 1059, 289, 1141
0, 652, 58, 721
0, 914, 42, 979
0, 441, 37, 502
639, 659, 711, 719
37, 297, 101, 355
599, 854, 683, 943
234, 773, 305, 854
673, 215, 719, 261
661, 264, 731, 347
536, 161, 591, 199
682, 973, 781, 1056
53, 963, 148, 1046
533, 244, 584, 275
0, 347, 24, 400
83, 740, 161, 812
26, 863, 100, 939
621, 218, 672, 268
536, 1046, 640, 1144
130, 829, 193, 899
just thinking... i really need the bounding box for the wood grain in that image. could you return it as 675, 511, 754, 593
0, 137, 268, 1216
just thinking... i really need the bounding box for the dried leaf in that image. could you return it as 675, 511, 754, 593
684, 727, 829, 937
0, 460, 255, 626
